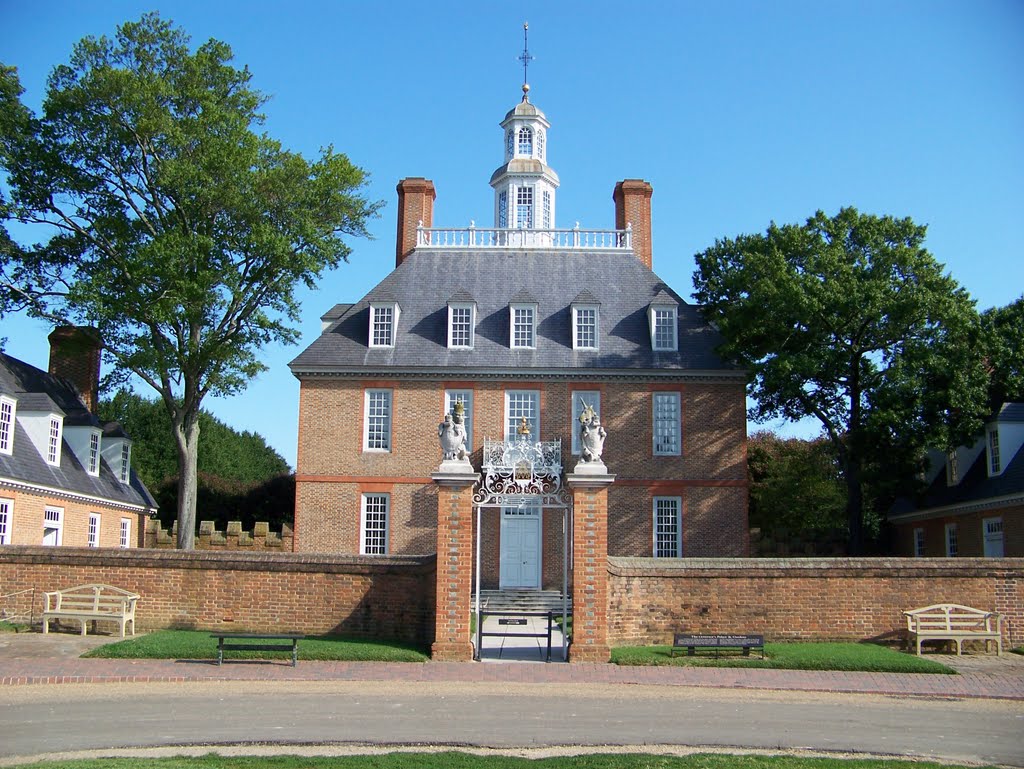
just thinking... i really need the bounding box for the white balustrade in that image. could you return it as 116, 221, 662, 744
417, 224, 632, 251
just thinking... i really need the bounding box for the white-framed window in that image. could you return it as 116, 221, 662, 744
0, 498, 11, 545
983, 517, 1004, 558
571, 390, 601, 455
360, 493, 389, 555
653, 497, 682, 558
363, 389, 393, 452
43, 506, 63, 546
945, 451, 959, 486
542, 190, 551, 229
572, 305, 599, 350
120, 517, 132, 549
517, 126, 533, 156
913, 527, 925, 557
505, 390, 540, 439
511, 304, 536, 349
536, 128, 545, 161
448, 303, 475, 349
119, 442, 131, 483
649, 304, 678, 351
87, 513, 100, 548
444, 389, 474, 452
516, 185, 533, 229
945, 523, 958, 557
87, 431, 101, 476
369, 303, 399, 348
47, 416, 62, 466
498, 190, 508, 228
653, 392, 681, 456
0, 396, 15, 455
988, 428, 1001, 474
506, 128, 514, 160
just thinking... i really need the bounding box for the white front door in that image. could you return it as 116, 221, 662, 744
983, 517, 1004, 558
500, 507, 541, 588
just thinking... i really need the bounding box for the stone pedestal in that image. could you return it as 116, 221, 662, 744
566, 470, 615, 663
431, 466, 477, 661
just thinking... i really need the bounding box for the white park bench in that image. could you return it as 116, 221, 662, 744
903, 603, 1002, 656
41, 584, 140, 638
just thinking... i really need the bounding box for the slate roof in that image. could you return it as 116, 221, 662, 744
290, 248, 738, 377
0, 352, 156, 511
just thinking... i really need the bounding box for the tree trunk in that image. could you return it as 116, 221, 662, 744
174, 418, 200, 550
845, 457, 865, 556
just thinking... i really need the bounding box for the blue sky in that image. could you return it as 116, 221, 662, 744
2, 1, 1022, 469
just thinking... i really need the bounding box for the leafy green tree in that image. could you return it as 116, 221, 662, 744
0, 15, 379, 548
694, 207, 989, 554
981, 297, 1024, 408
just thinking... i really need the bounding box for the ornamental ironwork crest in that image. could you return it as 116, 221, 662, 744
473, 436, 570, 508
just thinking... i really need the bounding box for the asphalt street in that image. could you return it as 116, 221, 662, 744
2, 680, 1023, 767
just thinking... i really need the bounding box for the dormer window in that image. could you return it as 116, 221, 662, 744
448, 301, 476, 349
571, 294, 600, 351
988, 428, 1001, 475
369, 302, 400, 348
649, 301, 678, 352
510, 303, 537, 349
0, 396, 14, 455
517, 126, 533, 156
119, 441, 131, 483
47, 416, 62, 466
88, 430, 101, 476
945, 450, 959, 486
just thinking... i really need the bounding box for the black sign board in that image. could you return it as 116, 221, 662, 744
498, 618, 529, 626
673, 633, 763, 647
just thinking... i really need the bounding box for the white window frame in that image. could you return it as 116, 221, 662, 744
119, 442, 131, 483
447, 303, 475, 349
653, 392, 682, 456
87, 513, 101, 548
649, 304, 678, 351
542, 189, 552, 229
505, 390, 540, 440
444, 389, 474, 452
945, 523, 958, 557
913, 527, 925, 557
572, 304, 599, 351
653, 497, 682, 558
43, 506, 63, 546
363, 389, 393, 452
0, 497, 11, 545
360, 493, 390, 555
510, 303, 537, 349
945, 451, 959, 486
0, 396, 15, 455
120, 517, 132, 549
571, 390, 601, 455
517, 126, 533, 156
498, 190, 508, 228
46, 415, 63, 466
87, 430, 101, 476
988, 428, 1001, 475
515, 185, 534, 229
368, 302, 399, 348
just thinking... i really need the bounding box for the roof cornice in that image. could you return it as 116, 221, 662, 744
0, 476, 155, 514
888, 491, 1024, 523
289, 366, 748, 384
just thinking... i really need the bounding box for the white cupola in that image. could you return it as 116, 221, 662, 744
490, 83, 560, 230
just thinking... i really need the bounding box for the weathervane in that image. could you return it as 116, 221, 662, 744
518, 22, 533, 101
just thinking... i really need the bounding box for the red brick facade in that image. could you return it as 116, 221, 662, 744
892, 506, 1023, 558
0, 489, 145, 548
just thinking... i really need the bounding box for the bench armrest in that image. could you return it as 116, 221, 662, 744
42, 591, 60, 611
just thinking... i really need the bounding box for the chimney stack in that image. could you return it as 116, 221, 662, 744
48, 326, 103, 415
395, 177, 436, 267
613, 179, 654, 270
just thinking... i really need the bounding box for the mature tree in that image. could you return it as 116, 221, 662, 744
981, 297, 1024, 408
694, 207, 989, 554
0, 15, 379, 548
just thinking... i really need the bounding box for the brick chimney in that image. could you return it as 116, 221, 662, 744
48, 326, 103, 414
613, 179, 654, 270
395, 177, 436, 267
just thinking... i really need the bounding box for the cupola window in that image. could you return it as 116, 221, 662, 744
536, 128, 545, 161
498, 191, 508, 228
517, 126, 533, 156
506, 129, 514, 160
542, 190, 551, 229
516, 186, 534, 229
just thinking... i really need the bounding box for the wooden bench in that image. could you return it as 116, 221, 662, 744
211, 632, 303, 666
670, 633, 765, 659
904, 604, 1003, 656
42, 584, 139, 638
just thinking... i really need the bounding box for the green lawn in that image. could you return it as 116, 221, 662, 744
82, 630, 429, 662
7, 753, 1001, 769
611, 642, 956, 674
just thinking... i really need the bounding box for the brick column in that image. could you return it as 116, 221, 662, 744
431, 468, 477, 661
567, 470, 615, 663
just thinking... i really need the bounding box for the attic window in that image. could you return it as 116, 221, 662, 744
47, 416, 62, 466
448, 303, 475, 349
649, 303, 678, 352
988, 428, 1001, 475
510, 303, 536, 349
369, 303, 400, 348
572, 305, 599, 350
0, 396, 14, 455
88, 431, 101, 476
119, 442, 131, 483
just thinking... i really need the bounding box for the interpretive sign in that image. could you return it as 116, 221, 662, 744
671, 633, 764, 658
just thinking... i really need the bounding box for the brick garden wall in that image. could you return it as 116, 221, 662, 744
608, 557, 1024, 647
0, 546, 435, 644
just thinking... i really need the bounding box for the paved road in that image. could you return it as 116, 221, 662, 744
2, 681, 1023, 767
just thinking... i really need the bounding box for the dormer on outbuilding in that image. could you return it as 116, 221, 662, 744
102, 421, 133, 485
17, 393, 65, 467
